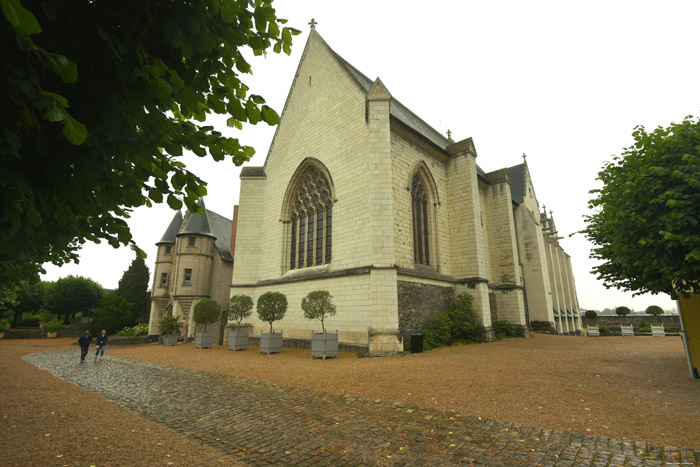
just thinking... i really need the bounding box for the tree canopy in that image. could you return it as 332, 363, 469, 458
581, 116, 700, 297
226, 294, 253, 326
256, 291, 287, 332
90, 293, 134, 335
615, 306, 631, 317
301, 290, 336, 333
645, 305, 664, 316
0, 0, 299, 290
46, 275, 102, 323
116, 254, 150, 324
192, 298, 221, 332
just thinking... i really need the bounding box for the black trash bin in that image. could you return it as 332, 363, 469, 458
409, 332, 423, 353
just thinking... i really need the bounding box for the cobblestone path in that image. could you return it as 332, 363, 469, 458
25, 349, 698, 466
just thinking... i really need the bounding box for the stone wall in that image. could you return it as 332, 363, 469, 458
397, 280, 453, 338
582, 315, 680, 331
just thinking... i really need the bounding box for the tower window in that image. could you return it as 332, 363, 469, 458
159, 273, 168, 288
183, 269, 192, 285
164, 245, 172, 255
188, 237, 196, 247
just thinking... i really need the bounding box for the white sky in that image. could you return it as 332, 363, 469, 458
42, 0, 700, 312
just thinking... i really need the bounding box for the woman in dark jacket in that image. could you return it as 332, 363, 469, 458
95, 329, 108, 361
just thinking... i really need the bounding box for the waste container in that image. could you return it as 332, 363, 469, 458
409, 332, 423, 353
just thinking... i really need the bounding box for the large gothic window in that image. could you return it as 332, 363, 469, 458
412, 175, 430, 265
289, 166, 333, 269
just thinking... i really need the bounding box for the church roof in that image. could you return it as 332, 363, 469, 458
156, 211, 183, 245
331, 50, 452, 152
507, 163, 526, 204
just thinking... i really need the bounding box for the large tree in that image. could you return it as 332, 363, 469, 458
45, 275, 102, 324
116, 254, 150, 324
0, 0, 299, 289
581, 116, 700, 298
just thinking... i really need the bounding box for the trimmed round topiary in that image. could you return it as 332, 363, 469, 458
227, 295, 254, 327
301, 290, 336, 333
192, 299, 221, 332
256, 291, 287, 332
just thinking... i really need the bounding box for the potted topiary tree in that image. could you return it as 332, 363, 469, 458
302, 290, 339, 360
159, 316, 182, 346
192, 299, 221, 349
226, 295, 253, 351
45, 319, 62, 338
256, 291, 287, 355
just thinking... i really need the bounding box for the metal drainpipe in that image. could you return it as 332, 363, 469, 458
676, 299, 699, 379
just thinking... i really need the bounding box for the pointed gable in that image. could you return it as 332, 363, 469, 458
157, 211, 183, 245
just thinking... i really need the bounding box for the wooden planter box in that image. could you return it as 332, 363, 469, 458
311, 331, 338, 360
163, 333, 178, 346
227, 328, 249, 351
46, 331, 58, 339
195, 332, 214, 349
260, 331, 282, 355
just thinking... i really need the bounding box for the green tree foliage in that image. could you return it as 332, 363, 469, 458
9, 280, 49, 327
226, 295, 253, 327
645, 305, 664, 316
615, 306, 631, 317
90, 294, 133, 334
584, 309, 598, 319
116, 254, 150, 324
493, 320, 525, 339
581, 116, 700, 297
0, 0, 300, 290
421, 292, 483, 349
192, 298, 221, 332
159, 315, 182, 336
256, 291, 287, 332
45, 275, 102, 323
301, 290, 336, 333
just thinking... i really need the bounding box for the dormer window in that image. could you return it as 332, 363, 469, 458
188, 237, 196, 248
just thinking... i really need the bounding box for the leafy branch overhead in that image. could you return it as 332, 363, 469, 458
0, 0, 300, 287
580, 116, 700, 297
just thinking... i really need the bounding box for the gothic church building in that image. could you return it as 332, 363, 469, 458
232, 29, 581, 354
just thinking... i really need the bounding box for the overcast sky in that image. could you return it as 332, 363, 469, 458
42, 1, 700, 312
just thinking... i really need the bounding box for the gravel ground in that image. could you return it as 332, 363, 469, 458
109, 333, 700, 449
2, 333, 698, 467
0, 338, 241, 467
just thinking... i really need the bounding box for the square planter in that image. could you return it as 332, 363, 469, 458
260, 331, 283, 355
311, 331, 338, 359
163, 333, 179, 346
227, 328, 249, 351
195, 331, 214, 349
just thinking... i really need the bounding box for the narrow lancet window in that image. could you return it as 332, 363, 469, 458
411, 175, 430, 265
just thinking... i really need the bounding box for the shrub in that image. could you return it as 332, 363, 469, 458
639, 320, 648, 328
301, 290, 337, 333
192, 299, 221, 332
256, 291, 287, 332
227, 295, 254, 327
90, 294, 134, 334
0, 320, 10, 332
637, 326, 651, 333
493, 320, 526, 339
20, 312, 41, 327
45, 319, 62, 333
530, 320, 555, 333
598, 324, 611, 334
645, 305, 664, 316
615, 306, 631, 317
117, 323, 149, 337
419, 292, 484, 349
38, 309, 53, 323
159, 316, 182, 335
423, 313, 452, 347
584, 309, 597, 319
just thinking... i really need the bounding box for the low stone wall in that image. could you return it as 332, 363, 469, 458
397, 280, 453, 339
581, 315, 680, 332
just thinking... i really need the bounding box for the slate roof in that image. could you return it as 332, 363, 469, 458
176, 200, 233, 262
157, 211, 183, 245
507, 163, 526, 204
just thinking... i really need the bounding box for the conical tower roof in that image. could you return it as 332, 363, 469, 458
156, 211, 183, 245
178, 199, 214, 238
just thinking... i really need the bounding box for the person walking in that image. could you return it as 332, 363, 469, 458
95, 329, 108, 361
78, 329, 92, 363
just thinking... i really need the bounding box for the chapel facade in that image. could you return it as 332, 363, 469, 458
231, 29, 581, 354
148, 201, 238, 344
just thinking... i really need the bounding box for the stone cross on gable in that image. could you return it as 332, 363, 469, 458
522, 153, 527, 162
309, 18, 317, 29
447, 129, 452, 139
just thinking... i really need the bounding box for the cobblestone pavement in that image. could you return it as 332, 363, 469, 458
25, 349, 699, 466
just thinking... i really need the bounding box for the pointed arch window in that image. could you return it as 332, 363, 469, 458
412, 175, 430, 265
289, 166, 333, 269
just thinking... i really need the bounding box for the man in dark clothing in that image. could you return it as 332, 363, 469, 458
78, 329, 92, 362
95, 329, 108, 361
